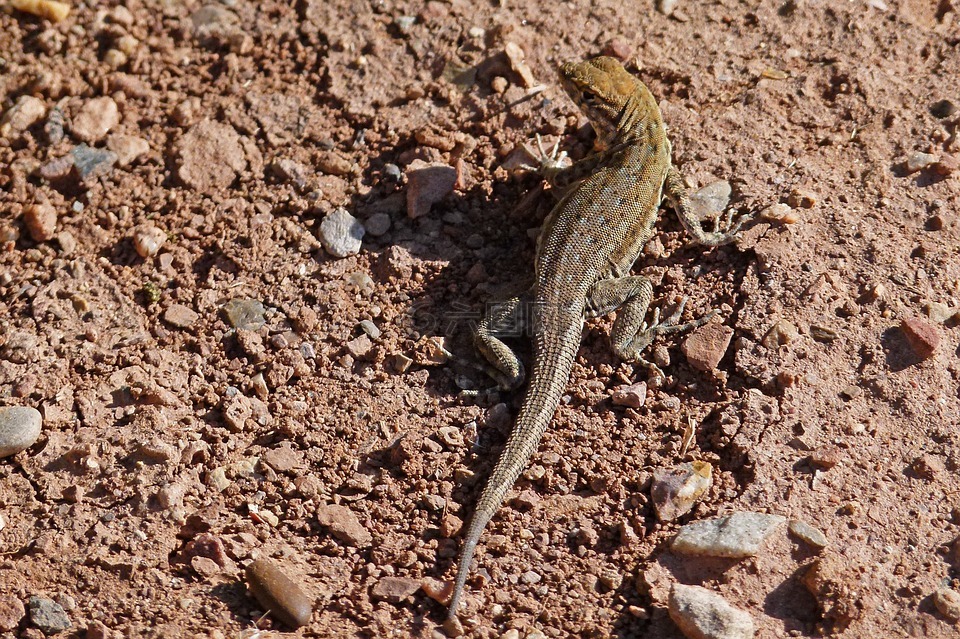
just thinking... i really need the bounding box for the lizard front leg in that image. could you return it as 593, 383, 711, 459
586, 276, 716, 377
664, 166, 751, 247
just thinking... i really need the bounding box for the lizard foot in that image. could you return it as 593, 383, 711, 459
621, 298, 718, 370
518, 133, 569, 176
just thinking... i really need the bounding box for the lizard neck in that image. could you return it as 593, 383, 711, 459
608, 89, 663, 146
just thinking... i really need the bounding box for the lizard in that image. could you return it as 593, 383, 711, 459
445, 56, 749, 631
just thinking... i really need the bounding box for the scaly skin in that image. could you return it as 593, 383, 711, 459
445, 56, 748, 631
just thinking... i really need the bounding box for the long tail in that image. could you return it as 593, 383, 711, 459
447, 317, 582, 620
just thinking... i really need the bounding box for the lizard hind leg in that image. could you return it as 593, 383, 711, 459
472, 294, 530, 392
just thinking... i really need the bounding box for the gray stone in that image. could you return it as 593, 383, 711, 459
788, 519, 828, 549
364, 212, 391, 236
688, 180, 732, 219
0, 406, 42, 457
668, 584, 754, 639
319, 208, 364, 258
70, 144, 118, 181
28, 596, 71, 635
223, 298, 265, 330
672, 512, 786, 558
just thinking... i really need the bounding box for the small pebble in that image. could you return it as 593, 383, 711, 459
668, 584, 755, 639
930, 99, 958, 119
27, 596, 71, 635
0, 406, 43, 458
163, 304, 199, 329
672, 511, 786, 558
760, 202, 799, 224
787, 187, 818, 209
223, 298, 266, 330
365, 212, 391, 236
809, 446, 841, 470
651, 461, 713, 522
245, 558, 312, 629
70, 96, 120, 143
319, 208, 364, 258
358, 319, 381, 339
658, 0, 681, 16
11, 0, 70, 22
132, 224, 166, 258
23, 202, 57, 242
0, 95, 46, 136
0, 594, 25, 631
905, 152, 939, 174
611, 381, 647, 408
316, 504, 372, 547
788, 519, 828, 549
761, 319, 799, 348
107, 134, 150, 166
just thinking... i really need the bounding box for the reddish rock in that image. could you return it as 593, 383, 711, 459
682, 323, 734, 372
901, 316, 939, 359
162, 304, 199, 329
23, 202, 57, 242
0, 594, 24, 631
316, 504, 372, 547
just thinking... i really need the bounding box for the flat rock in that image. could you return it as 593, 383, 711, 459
672, 511, 786, 557
682, 323, 734, 371
406, 159, 456, 218
316, 503, 371, 547
28, 596, 71, 635
70, 96, 120, 143
319, 208, 365, 258
652, 461, 713, 522
371, 576, 421, 603
177, 119, 246, 192
668, 584, 754, 639
0, 405, 42, 457
70, 144, 118, 181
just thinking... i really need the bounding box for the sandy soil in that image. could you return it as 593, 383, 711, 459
1, 0, 959, 637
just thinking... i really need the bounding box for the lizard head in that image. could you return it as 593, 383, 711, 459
559, 56, 658, 146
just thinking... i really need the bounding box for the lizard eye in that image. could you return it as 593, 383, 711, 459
580, 90, 596, 103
